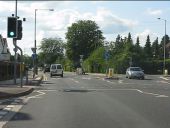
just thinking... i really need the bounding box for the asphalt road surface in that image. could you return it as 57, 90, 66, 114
2, 72, 170, 128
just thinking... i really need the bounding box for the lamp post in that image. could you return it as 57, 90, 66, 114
157, 18, 166, 75
33, 8, 54, 77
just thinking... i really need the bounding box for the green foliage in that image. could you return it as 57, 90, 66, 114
152, 37, 160, 59
83, 47, 106, 73
83, 33, 170, 74
38, 37, 64, 65
144, 35, 152, 58
66, 20, 105, 67
23, 54, 32, 66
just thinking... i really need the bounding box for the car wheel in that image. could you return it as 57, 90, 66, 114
141, 76, 144, 80
50, 73, 53, 77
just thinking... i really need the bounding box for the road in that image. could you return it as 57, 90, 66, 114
1, 72, 170, 128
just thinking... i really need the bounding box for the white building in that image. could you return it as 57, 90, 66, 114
0, 34, 10, 61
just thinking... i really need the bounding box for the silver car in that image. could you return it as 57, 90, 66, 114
126, 67, 144, 79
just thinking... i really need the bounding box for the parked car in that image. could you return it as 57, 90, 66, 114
126, 67, 144, 79
50, 64, 63, 77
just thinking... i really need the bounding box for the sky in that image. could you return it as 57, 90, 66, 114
0, 1, 170, 56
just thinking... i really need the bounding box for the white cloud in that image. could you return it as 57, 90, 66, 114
94, 7, 138, 34
135, 29, 158, 46
147, 8, 162, 16
0, 2, 142, 55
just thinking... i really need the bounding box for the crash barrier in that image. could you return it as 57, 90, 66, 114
0, 61, 24, 81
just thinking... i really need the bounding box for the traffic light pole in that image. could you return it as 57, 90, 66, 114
13, 0, 17, 85
13, 39, 17, 84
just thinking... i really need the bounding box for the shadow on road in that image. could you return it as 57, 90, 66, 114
10, 112, 32, 121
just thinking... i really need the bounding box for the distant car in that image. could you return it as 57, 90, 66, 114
44, 66, 50, 72
50, 64, 63, 77
126, 67, 144, 79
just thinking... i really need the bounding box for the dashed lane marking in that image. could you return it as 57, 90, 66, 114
82, 77, 91, 80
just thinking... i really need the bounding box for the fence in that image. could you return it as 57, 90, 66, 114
0, 61, 21, 81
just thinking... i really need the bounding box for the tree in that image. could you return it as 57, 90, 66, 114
144, 35, 152, 58
114, 34, 124, 53
38, 37, 64, 65
160, 35, 170, 58
135, 36, 140, 47
160, 35, 169, 46
66, 20, 105, 67
152, 37, 159, 59
125, 32, 133, 53
23, 54, 32, 66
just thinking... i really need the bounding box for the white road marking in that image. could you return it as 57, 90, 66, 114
156, 95, 169, 97
74, 80, 79, 83
6, 105, 15, 108
160, 76, 169, 81
3, 108, 12, 111
118, 80, 123, 84
0, 104, 25, 128
27, 90, 46, 99
41, 90, 58, 92
69, 78, 80, 83
135, 89, 169, 98
68, 88, 168, 98
82, 77, 91, 80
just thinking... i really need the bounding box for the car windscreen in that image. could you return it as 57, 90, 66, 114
130, 68, 142, 71
51, 65, 56, 69
57, 65, 62, 69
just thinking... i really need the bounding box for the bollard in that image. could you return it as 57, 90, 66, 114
164, 69, 168, 76
108, 68, 114, 78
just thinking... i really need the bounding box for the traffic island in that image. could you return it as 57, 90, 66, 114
0, 86, 34, 100
104, 76, 119, 80
27, 74, 44, 86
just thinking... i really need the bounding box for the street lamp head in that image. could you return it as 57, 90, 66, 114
157, 18, 160, 20
49, 9, 54, 11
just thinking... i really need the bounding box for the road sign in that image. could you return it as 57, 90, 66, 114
32, 53, 37, 60
104, 51, 110, 60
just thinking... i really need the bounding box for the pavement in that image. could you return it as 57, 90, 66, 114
0, 71, 44, 100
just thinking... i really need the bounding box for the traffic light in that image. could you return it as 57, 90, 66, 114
16, 20, 22, 40
7, 17, 17, 38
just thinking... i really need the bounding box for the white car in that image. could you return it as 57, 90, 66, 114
50, 64, 63, 77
